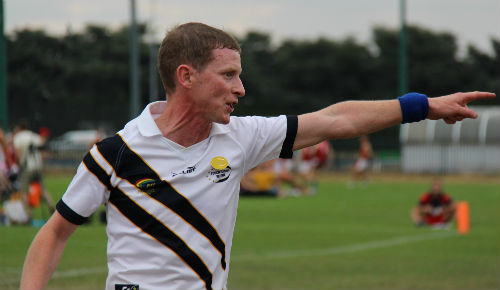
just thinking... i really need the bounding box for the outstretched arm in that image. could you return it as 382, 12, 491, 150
20, 211, 78, 289
293, 91, 495, 150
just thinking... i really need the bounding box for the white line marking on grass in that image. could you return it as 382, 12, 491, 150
1, 232, 455, 286
0, 266, 107, 287
232, 231, 456, 262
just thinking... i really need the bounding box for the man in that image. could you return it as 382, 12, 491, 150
411, 179, 456, 228
350, 135, 373, 186
20, 22, 495, 290
12, 120, 55, 222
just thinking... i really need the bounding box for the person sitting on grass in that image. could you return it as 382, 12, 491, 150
240, 160, 285, 198
411, 179, 456, 228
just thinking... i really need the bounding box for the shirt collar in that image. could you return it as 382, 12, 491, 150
137, 101, 230, 137
137, 101, 164, 137
209, 121, 230, 136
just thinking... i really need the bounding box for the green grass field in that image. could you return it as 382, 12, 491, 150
1, 173, 499, 289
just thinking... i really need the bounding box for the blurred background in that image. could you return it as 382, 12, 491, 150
1, 0, 499, 172
0, 1, 499, 289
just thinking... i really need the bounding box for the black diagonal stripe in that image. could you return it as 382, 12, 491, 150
83, 151, 112, 191
110, 188, 213, 290
82, 149, 212, 289
96, 134, 227, 270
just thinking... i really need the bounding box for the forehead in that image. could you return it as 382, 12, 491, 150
206, 48, 242, 70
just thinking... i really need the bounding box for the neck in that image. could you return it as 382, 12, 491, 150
154, 96, 212, 147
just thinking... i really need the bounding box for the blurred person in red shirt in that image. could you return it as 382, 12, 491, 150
411, 179, 456, 228
349, 135, 373, 187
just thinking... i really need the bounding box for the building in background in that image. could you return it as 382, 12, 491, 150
400, 107, 500, 174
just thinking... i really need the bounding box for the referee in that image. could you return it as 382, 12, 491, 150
20, 22, 495, 290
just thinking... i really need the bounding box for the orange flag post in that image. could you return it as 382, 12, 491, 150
456, 201, 470, 235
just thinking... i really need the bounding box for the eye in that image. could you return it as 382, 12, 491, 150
223, 71, 235, 79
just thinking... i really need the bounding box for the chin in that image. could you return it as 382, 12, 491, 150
219, 117, 231, 125
211, 114, 231, 125
221, 114, 232, 124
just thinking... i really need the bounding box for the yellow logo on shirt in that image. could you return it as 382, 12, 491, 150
210, 156, 228, 170
207, 156, 231, 183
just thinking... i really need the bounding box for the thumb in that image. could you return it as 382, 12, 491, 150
459, 105, 478, 119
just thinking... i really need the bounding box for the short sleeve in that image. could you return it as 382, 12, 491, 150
229, 115, 297, 173
57, 149, 110, 225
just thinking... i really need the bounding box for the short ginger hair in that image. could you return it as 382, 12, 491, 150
157, 22, 241, 95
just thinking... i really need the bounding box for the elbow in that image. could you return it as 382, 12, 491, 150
322, 102, 364, 140
325, 118, 361, 140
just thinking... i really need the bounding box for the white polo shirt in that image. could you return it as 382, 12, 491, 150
57, 101, 297, 290
13, 130, 44, 172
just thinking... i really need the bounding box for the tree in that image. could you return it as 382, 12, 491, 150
6, 24, 497, 151
7, 24, 154, 135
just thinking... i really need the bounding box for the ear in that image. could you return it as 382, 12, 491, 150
176, 64, 196, 89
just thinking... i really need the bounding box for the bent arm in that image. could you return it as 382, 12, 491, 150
20, 211, 78, 289
293, 91, 495, 150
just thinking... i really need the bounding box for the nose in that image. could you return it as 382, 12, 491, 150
233, 77, 245, 98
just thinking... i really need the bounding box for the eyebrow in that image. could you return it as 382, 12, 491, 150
221, 66, 242, 74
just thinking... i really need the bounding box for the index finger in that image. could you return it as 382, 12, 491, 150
461, 91, 496, 103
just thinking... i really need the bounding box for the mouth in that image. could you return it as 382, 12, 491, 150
227, 101, 237, 112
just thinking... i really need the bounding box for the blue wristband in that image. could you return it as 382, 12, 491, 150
398, 92, 429, 123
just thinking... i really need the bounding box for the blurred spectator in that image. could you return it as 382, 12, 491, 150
299, 140, 332, 193
38, 126, 51, 140
349, 135, 373, 187
240, 160, 285, 197
411, 179, 456, 228
5, 126, 20, 182
12, 120, 55, 222
301, 140, 332, 170
0, 128, 12, 202
271, 156, 311, 196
